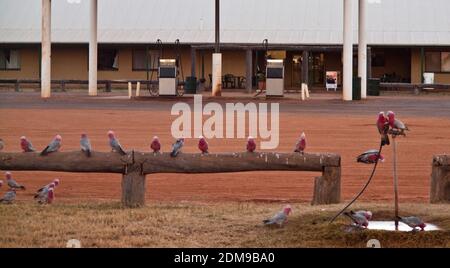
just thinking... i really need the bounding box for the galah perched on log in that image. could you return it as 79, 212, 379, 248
107, 130, 126, 155
150, 136, 161, 153
170, 138, 184, 157
344, 210, 369, 228
353, 210, 373, 221
246, 136, 256, 153
35, 179, 59, 196
396, 216, 426, 231
0, 138, 4, 151
40, 134, 62, 156
376, 112, 390, 146
386, 111, 409, 136
263, 205, 292, 227
80, 133, 92, 157
5, 172, 25, 190
198, 136, 209, 154
34, 182, 55, 203
294, 132, 306, 154
0, 190, 16, 204
20, 136, 36, 152
356, 149, 385, 164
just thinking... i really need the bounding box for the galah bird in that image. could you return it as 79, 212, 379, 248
386, 111, 409, 136
5, 172, 25, 190
344, 210, 369, 228
150, 136, 161, 153
36, 179, 59, 196
0, 138, 4, 151
35, 183, 55, 204
356, 149, 385, 164
246, 136, 256, 153
263, 205, 292, 227
170, 138, 184, 157
396, 216, 426, 231
40, 135, 62, 156
376, 112, 390, 146
0, 190, 16, 204
108, 130, 126, 155
80, 133, 92, 157
198, 136, 209, 154
353, 210, 373, 221
20, 136, 36, 152
294, 132, 306, 153
0, 180, 3, 188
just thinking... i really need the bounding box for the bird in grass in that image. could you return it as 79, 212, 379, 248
170, 138, 184, 157
0, 190, 16, 204
40, 134, 62, 156
150, 136, 161, 153
198, 136, 209, 154
263, 205, 292, 227
376, 112, 390, 146
396, 216, 426, 231
34, 183, 55, 204
353, 210, 373, 221
108, 130, 126, 155
294, 132, 306, 154
344, 210, 369, 228
20, 136, 36, 152
5, 172, 25, 190
0, 138, 4, 151
246, 136, 256, 153
356, 149, 385, 164
80, 133, 92, 157
386, 111, 409, 136
35, 179, 59, 197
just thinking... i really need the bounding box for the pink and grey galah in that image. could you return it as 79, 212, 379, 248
198, 136, 209, 154
376, 112, 390, 146
246, 136, 256, 153
35, 179, 59, 197
344, 210, 369, 228
356, 149, 385, 164
353, 210, 373, 221
396, 216, 426, 231
170, 138, 184, 157
80, 133, 92, 157
386, 111, 409, 136
0, 190, 16, 204
34, 182, 55, 202
107, 130, 126, 155
294, 132, 306, 153
263, 205, 292, 227
20, 136, 36, 152
150, 136, 161, 153
5, 171, 25, 190
40, 135, 62, 156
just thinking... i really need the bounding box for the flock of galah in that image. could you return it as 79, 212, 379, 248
0, 171, 59, 205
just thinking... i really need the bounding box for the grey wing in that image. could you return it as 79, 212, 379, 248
394, 119, 406, 130
402, 216, 422, 226
27, 141, 36, 151
81, 138, 91, 150
47, 140, 60, 152
4, 191, 16, 201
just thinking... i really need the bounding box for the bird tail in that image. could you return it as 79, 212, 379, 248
40, 147, 50, 156
118, 147, 126, 156
395, 216, 402, 221
262, 219, 272, 225
83, 149, 91, 157
20, 186, 25, 190
382, 134, 390, 146
170, 150, 178, 157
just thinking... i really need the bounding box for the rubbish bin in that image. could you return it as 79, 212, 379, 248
185, 76, 197, 94
352, 76, 361, 100
367, 78, 380, 96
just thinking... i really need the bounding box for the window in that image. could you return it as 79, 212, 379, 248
425, 51, 450, 73
0, 49, 20, 70
132, 49, 159, 71
98, 48, 118, 70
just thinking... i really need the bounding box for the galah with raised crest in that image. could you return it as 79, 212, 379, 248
20, 136, 36, 152
40, 135, 62, 156
198, 136, 209, 154
80, 133, 92, 157
170, 138, 184, 157
396, 216, 426, 231
344, 210, 369, 228
263, 205, 292, 227
246, 136, 256, 153
294, 132, 306, 153
108, 130, 126, 155
36, 178, 59, 195
150, 136, 161, 153
376, 112, 390, 146
386, 111, 409, 136
356, 149, 385, 164
5, 172, 25, 190
0, 190, 16, 204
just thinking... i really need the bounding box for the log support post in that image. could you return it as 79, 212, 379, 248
121, 163, 146, 208
312, 166, 341, 205
431, 155, 450, 203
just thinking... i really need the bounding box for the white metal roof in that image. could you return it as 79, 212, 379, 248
0, 0, 449, 45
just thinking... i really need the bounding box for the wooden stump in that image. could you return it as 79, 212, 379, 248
431, 155, 450, 203
121, 164, 146, 208
312, 166, 341, 205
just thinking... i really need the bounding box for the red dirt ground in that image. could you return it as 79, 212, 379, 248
1, 91, 450, 204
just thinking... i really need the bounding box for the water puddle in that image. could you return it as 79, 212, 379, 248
367, 221, 441, 232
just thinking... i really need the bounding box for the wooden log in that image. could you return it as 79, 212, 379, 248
121, 163, 146, 207
312, 166, 341, 205
431, 155, 450, 203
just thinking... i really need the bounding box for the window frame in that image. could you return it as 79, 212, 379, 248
0, 48, 21, 71
97, 48, 119, 71
131, 48, 159, 72
425, 50, 450, 74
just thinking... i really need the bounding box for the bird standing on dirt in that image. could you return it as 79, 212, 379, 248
356, 150, 385, 164
344, 210, 369, 228
263, 205, 292, 227
198, 136, 209, 154
246, 136, 256, 153
396, 216, 426, 231
294, 132, 306, 153
0, 138, 4, 151
386, 111, 409, 136
376, 112, 390, 146
0, 190, 16, 204
40, 135, 62, 156
20, 136, 36, 152
35, 179, 59, 197
5, 172, 25, 190
35, 183, 55, 204
170, 138, 184, 157
150, 136, 161, 153
108, 130, 126, 155
80, 133, 92, 157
